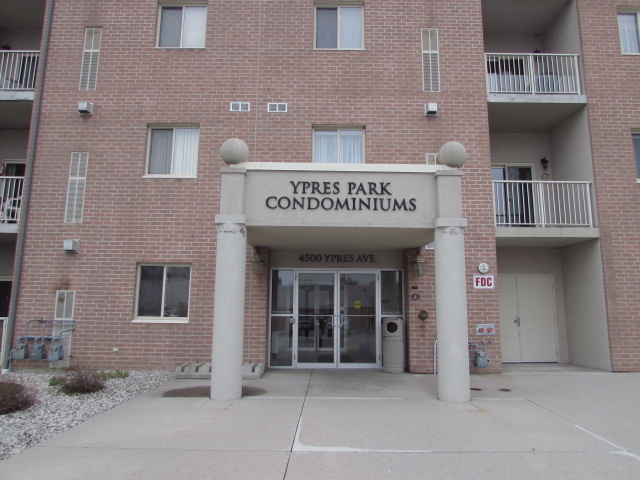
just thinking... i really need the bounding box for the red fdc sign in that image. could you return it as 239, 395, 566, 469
473, 275, 495, 289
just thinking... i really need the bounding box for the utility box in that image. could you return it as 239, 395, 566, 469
48, 345, 64, 362
475, 350, 489, 368
13, 343, 28, 360
382, 318, 405, 373
30, 343, 46, 361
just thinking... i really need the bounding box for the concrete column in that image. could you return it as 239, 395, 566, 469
434, 160, 470, 402
211, 139, 250, 401
211, 219, 247, 400
435, 220, 470, 402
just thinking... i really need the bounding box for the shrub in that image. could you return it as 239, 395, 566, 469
59, 369, 106, 395
0, 381, 37, 415
48, 375, 63, 386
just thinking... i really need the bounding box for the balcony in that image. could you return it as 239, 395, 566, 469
486, 54, 580, 95
0, 51, 39, 91
0, 176, 23, 225
493, 180, 599, 247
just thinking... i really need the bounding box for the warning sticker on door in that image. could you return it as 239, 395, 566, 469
354, 300, 362, 309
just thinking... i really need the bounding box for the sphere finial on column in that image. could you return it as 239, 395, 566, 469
438, 141, 467, 168
220, 138, 249, 165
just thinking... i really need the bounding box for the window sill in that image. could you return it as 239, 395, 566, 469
314, 47, 365, 51
132, 317, 189, 324
155, 47, 205, 50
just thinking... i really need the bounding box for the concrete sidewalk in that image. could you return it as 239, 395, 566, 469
2, 366, 640, 479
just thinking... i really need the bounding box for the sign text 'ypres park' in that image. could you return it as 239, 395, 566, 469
265, 180, 417, 212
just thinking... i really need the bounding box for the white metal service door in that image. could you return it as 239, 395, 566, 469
499, 274, 558, 363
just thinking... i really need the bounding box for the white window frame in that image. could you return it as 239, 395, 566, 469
313, 127, 365, 164
157, 4, 207, 48
618, 11, 640, 54
79, 27, 101, 90
134, 264, 191, 323
315, 5, 364, 50
421, 28, 440, 92
146, 125, 199, 177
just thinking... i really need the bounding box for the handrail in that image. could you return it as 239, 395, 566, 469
0, 51, 40, 90
486, 53, 581, 95
493, 180, 593, 227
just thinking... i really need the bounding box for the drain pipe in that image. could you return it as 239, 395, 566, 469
1, 0, 55, 372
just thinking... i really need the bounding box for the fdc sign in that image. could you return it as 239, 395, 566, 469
473, 275, 495, 289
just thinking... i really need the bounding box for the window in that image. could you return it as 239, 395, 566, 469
147, 127, 199, 176
316, 6, 363, 49
65, 152, 88, 223
136, 265, 191, 320
79, 27, 101, 90
422, 28, 440, 92
314, 129, 364, 163
618, 13, 640, 54
158, 5, 206, 48
633, 134, 640, 178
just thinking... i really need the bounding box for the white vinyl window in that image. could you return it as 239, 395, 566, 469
633, 133, 640, 179
55, 290, 76, 320
158, 5, 206, 48
147, 127, 199, 176
316, 6, 363, 49
422, 28, 440, 92
618, 13, 640, 54
314, 129, 364, 163
65, 152, 88, 223
79, 27, 101, 90
136, 265, 191, 321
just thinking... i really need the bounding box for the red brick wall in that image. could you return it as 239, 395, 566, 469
13, 0, 498, 370
577, 0, 640, 371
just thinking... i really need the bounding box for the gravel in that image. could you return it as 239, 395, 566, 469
0, 369, 174, 461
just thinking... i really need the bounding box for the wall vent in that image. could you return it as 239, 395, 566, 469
426, 153, 439, 165
230, 102, 250, 112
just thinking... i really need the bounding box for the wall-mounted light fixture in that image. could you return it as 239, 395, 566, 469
412, 247, 426, 276
540, 157, 549, 172
418, 310, 429, 321
250, 246, 264, 275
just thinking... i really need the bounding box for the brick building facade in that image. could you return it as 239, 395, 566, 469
0, 0, 638, 379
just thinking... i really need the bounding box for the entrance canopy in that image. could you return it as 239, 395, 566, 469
238, 163, 443, 249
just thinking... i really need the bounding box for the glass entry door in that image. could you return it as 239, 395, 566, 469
295, 271, 379, 368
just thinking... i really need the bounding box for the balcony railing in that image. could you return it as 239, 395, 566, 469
493, 180, 593, 228
0, 51, 39, 91
0, 177, 24, 224
486, 53, 581, 95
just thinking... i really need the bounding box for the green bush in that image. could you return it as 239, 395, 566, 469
0, 381, 37, 415
59, 369, 105, 395
48, 375, 63, 386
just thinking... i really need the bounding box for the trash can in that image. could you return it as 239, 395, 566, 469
382, 317, 404, 373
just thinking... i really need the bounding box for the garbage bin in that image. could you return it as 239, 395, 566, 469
382, 317, 404, 373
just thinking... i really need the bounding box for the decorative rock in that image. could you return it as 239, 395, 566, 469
438, 141, 468, 168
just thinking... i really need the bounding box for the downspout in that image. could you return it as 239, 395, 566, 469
1, 0, 55, 372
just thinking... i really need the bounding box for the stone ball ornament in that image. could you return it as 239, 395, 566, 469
438, 141, 468, 168
220, 138, 249, 165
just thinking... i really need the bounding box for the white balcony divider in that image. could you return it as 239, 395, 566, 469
0, 177, 24, 223
486, 53, 580, 94
493, 180, 593, 227
0, 51, 39, 90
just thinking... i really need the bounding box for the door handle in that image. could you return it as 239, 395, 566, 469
514, 316, 521, 327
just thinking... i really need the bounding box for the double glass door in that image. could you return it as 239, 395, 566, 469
296, 271, 377, 368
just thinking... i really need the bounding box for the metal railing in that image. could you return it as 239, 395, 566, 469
0, 177, 24, 223
0, 51, 40, 90
486, 53, 580, 95
493, 180, 593, 227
